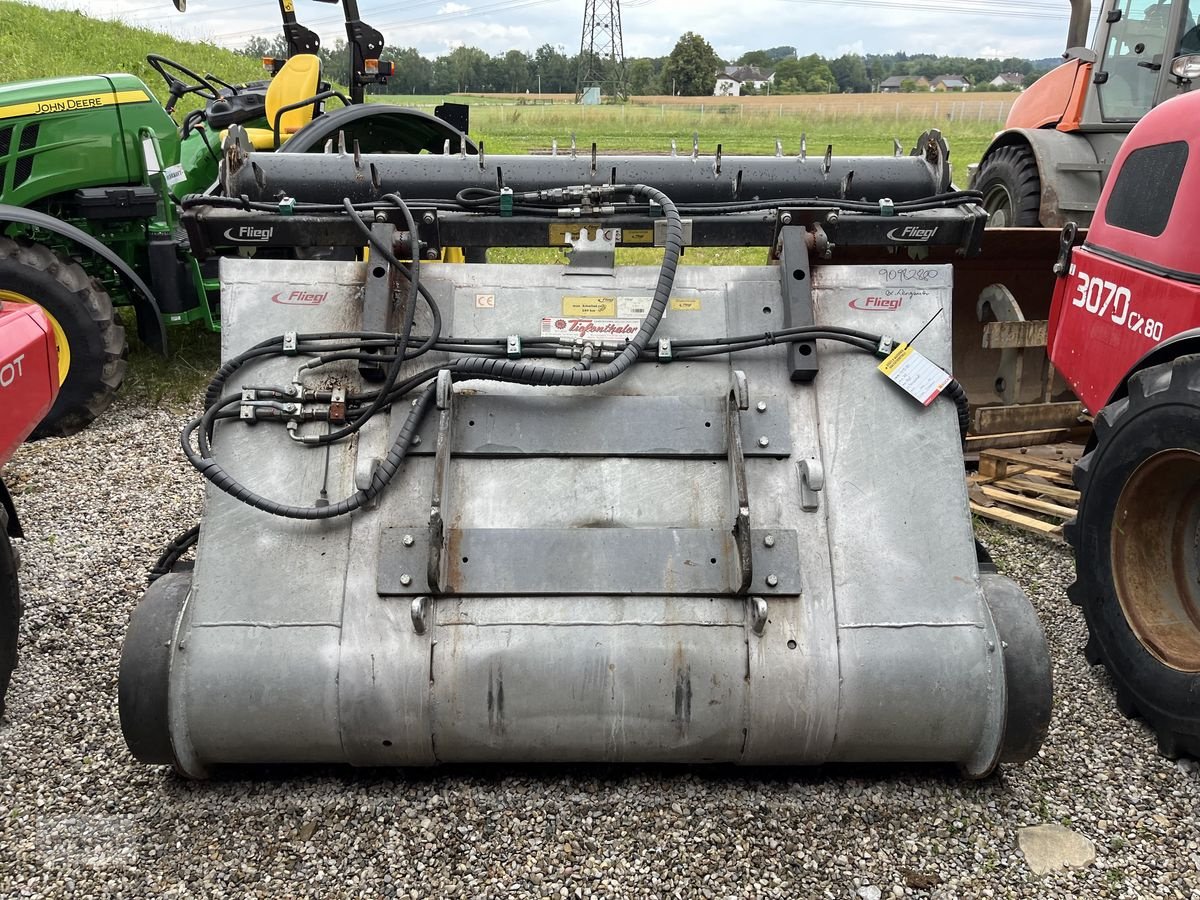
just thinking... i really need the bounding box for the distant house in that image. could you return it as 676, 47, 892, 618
880, 75, 929, 93
714, 65, 775, 96
989, 72, 1026, 89
930, 75, 971, 92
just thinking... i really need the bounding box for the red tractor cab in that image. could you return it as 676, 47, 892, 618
1049, 89, 1200, 412
1048, 87, 1200, 759
0, 299, 60, 718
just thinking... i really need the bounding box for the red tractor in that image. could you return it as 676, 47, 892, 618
1048, 87, 1200, 757
0, 301, 60, 716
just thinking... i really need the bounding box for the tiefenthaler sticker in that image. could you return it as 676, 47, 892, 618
541, 317, 641, 340
878, 342, 951, 406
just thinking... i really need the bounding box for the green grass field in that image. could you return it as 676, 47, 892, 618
390, 94, 1004, 166
0, 1, 266, 107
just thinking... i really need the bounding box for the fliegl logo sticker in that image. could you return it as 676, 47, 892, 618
223, 225, 274, 243
848, 296, 903, 311
271, 289, 329, 306
885, 225, 938, 243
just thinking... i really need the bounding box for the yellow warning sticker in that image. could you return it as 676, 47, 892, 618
563, 296, 616, 317
282, 0, 295, 9
670, 298, 701, 311
0, 89, 151, 121
622, 228, 654, 244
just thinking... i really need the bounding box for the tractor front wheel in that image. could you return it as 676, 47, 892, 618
975, 145, 1042, 227
0, 238, 127, 438
1067, 354, 1200, 758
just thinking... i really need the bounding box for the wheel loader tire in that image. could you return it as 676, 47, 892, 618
0, 517, 19, 720
976, 145, 1042, 228
0, 238, 127, 439
119, 571, 190, 767
1065, 354, 1200, 759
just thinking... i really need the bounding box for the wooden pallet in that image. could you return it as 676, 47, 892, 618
967, 445, 1082, 540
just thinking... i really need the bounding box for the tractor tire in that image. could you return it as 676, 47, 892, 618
1065, 354, 1200, 758
975, 145, 1042, 227
0, 514, 18, 720
0, 238, 127, 439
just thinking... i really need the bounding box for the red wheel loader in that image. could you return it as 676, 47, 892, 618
1048, 87, 1200, 757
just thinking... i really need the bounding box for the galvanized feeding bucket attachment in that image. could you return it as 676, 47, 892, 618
120, 129, 1051, 777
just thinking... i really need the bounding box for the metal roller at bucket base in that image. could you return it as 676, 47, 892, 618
120, 138, 1051, 777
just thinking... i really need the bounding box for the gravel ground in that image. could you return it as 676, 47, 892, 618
1, 394, 1198, 899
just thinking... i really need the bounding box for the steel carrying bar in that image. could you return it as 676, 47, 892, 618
182, 205, 986, 259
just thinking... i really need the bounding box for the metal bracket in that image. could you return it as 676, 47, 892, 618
654, 217, 693, 246
354, 456, 382, 509
798, 457, 825, 511
411, 595, 430, 635
378, 527, 800, 597
778, 225, 819, 383
329, 387, 347, 423
726, 370, 753, 595
748, 596, 768, 636
427, 370, 455, 594
360, 222, 397, 382
977, 283, 1029, 405
565, 226, 617, 274
1053, 221, 1078, 276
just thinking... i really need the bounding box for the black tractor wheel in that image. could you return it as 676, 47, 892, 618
975, 145, 1042, 227
1065, 354, 1200, 758
0, 238, 127, 439
0, 513, 19, 720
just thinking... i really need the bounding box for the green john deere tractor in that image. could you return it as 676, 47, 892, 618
0, 0, 473, 437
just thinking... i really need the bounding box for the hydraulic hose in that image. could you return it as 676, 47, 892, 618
183, 179, 973, 519
439, 183, 683, 389
184, 182, 683, 518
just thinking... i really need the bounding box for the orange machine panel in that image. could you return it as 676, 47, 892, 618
1004, 60, 1090, 132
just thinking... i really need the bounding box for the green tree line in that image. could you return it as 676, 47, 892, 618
238, 31, 1051, 97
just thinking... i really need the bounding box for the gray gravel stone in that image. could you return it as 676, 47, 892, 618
0, 394, 1198, 898
1018, 823, 1096, 876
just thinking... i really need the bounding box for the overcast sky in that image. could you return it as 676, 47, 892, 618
24, 0, 1078, 61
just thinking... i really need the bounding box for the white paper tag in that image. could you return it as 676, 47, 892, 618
878, 343, 951, 406
164, 164, 186, 186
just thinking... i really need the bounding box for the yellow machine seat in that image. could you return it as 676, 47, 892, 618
225, 54, 322, 150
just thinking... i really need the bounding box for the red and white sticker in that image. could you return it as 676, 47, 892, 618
541, 317, 641, 340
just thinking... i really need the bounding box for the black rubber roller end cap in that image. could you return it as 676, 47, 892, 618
119, 573, 190, 766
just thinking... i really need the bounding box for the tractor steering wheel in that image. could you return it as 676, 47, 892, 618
146, 54, 221, 114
